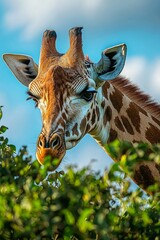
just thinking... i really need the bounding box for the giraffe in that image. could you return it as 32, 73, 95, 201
3, 27, 160, 191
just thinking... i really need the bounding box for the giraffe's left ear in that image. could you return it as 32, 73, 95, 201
95, 44, 127, 83
3, 54, 38, 87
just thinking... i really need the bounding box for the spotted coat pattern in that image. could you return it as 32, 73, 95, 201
96, 77, 160, 190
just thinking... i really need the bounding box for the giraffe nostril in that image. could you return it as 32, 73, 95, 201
51, 136, 60, 148
39, 139, 43, 147
38, 133, 62, 149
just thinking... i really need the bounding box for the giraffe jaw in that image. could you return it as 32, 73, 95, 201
66, 141, 77, 150
66, 138, 81, 150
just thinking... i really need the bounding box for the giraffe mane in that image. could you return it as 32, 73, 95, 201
109, 76, 160, 120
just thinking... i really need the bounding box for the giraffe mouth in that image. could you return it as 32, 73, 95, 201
36, 135, 66, 171
36, 136, 80, 169
36, 148, 66, 171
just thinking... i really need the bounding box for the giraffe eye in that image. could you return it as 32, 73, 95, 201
81, 88, 97, 102
85, 62, 93, 68
86, 63, 91, 68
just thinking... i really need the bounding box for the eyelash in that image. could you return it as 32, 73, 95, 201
26, 87, 96, 107
85, 61, 93, 69
26, 91, 39, 108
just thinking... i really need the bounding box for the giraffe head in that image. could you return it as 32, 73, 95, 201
3, 27, 126, 170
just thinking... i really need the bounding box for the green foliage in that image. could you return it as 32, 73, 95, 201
106, 140, 160, 192
0, 106, 160, 239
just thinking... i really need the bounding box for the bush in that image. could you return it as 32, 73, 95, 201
0, 106, 160, 240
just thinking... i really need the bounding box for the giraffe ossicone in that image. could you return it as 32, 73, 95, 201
3, 27, 160, 191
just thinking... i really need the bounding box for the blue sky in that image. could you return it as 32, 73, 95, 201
0, 0, 160, 171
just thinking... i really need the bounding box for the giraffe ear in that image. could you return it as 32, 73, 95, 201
95, 44, 127, 82
3, 54, 38, 87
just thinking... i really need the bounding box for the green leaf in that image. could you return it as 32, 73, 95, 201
0, 106, 160, 239
0, 106, 3, 120
63, 209, 75, 225
77, 208, 95, 232
8, 144, 16, 152
0, 125, 8, 134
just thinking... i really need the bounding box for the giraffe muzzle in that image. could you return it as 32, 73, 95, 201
36, 132, 66, 169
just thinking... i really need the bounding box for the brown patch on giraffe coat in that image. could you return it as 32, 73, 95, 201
62, 112, 67, 120
136, 105, 148, 117
65, 108, 68, 115
66, 131, 70, 137
134, 170, 144, 187
126, 102, 141, 133
152, 116, 160, 127
80, 117, 87, 133
108, 128, 117, 143
96, 106, 100, 121
102, 82, 110, 98
103, 106, 112, 125
110, 88, 123, 113
115, 116, 125, 132
145, 123, 160, 144
87, 112, 91, 121
72, 123, 79, 136
121, 115, 134, 135
91, 109, 96, 125
134, 165, 155, 189
90, 102, 94, 110
57, 118, 65, 128
86, 123, 91, 133
101, 100, 105, 109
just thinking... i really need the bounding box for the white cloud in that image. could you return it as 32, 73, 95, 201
152, 59, 160, 95
3, 0, 160, 39
122, 57, 160, 103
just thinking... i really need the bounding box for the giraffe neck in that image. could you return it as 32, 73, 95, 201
90, 77, 160, 191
